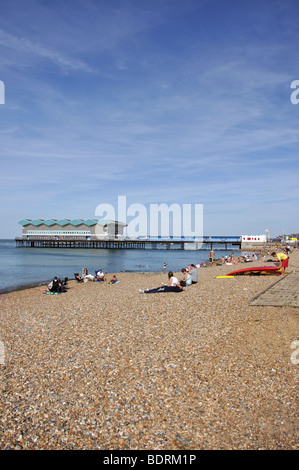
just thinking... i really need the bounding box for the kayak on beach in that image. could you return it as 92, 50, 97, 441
226, 266, 281, 276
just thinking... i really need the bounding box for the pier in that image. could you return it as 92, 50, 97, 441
15, 236, 242, 250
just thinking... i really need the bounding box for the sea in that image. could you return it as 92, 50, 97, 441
0, 239, 247, 294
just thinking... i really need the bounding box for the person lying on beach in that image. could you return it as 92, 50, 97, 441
139, 271, 183, 294
180, 268, 191, 287
75, 273, 83, 282
108, 275, 119, 284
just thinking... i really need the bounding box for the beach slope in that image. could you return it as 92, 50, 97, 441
0, 253, 298, 450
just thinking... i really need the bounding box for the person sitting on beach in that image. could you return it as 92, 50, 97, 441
57, 278, 67, 292
96, 269, 106, 282
180, 268, 192, 287
75, 272, 83, 282
188, 264, 198, 284
139, 271, 183, 294
48, 276, 61, 293
82, 268, 95, 282
108, 275, 118, 284
82, 268, 88, 277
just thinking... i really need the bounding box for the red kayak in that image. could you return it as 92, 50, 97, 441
226, 266, 280, 276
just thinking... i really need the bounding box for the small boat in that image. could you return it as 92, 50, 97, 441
226, 266, 281, 276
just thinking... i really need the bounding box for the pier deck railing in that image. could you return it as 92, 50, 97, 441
15, 236, 242, 250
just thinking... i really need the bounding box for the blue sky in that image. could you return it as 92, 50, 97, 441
0, 0, 298, 238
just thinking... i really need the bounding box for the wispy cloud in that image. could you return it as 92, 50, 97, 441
0, 0, 298, 237
0, 28, 93, 73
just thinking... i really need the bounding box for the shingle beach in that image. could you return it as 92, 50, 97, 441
0, 251, 298, 450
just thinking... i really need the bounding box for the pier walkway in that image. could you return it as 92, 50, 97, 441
15, 236, 242, 250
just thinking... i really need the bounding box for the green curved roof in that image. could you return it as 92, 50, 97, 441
84, 219, 98, 226
31, 219, 43, 226
44, 219, 56, 226
18, 218, 124, 227
18, 219, 31, 226
70, 218, 83, 226
18, 218, 98, 227
56, 219, 70, 226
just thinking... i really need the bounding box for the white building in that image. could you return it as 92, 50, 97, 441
241, 235, 267, 243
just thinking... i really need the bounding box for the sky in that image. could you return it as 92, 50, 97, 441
0, 0, 298, 239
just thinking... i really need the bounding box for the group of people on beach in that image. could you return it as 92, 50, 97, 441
139, 263, 199, 294
47, 276, 68, 293
75, 268, 118, 284
220, 253, 258, 265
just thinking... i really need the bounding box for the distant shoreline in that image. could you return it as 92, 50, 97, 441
0, 279, 53, 295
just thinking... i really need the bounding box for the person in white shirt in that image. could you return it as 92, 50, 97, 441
96, 269, 106, 281
82, 268, 95, 282
139, 272, 183, 293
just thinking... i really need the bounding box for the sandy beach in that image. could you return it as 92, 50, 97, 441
0, 250, 298, 450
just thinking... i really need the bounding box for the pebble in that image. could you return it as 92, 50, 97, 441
0, 254, 298, 450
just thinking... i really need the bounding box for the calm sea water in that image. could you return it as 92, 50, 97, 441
0, 239, 244, 294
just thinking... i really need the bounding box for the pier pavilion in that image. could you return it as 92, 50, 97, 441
17, 218, 127, 239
